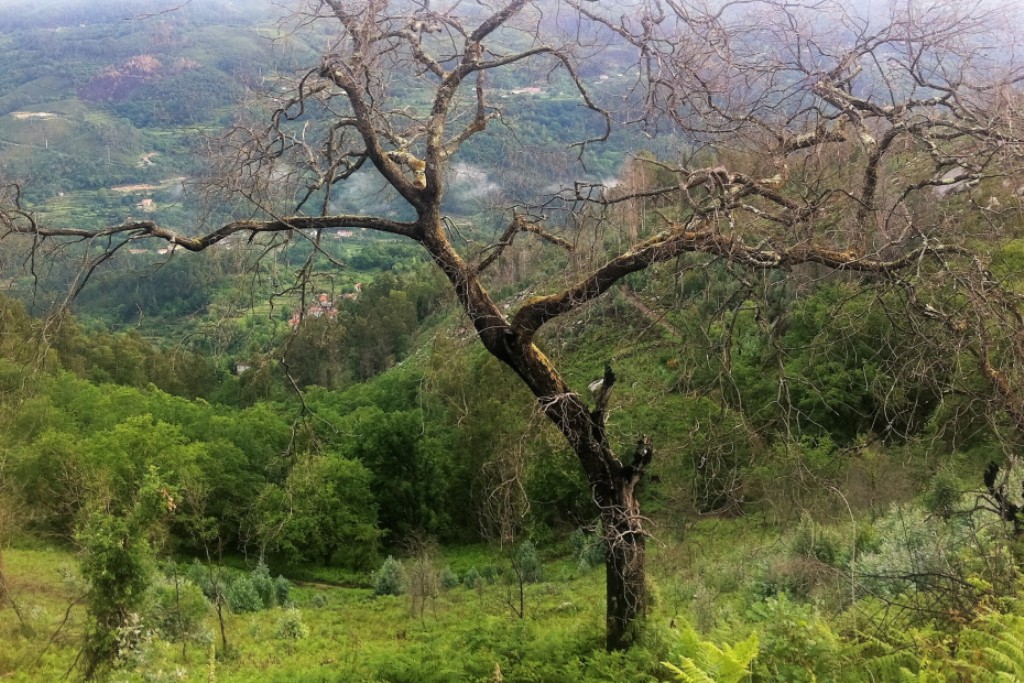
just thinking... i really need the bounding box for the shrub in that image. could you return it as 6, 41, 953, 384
226, 575, 263, 613
570, 527, 605, 572
479, 565, 499, 584
747, 595, 841, 683
439, 566, 459, 591
251, 561, 276, 609
791, 513, 844, 567
274, 574, 292, 606
463, 566, 482, 590
755, 556, 832, 602
856, 506, 963, 599
373, 555, 405, 596
275, 607, 309, 640
923, 470, 962, 520
145, 574, 210, 643
185, 559, 216, 600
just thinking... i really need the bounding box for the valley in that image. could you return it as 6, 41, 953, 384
3, 0, 1024, 681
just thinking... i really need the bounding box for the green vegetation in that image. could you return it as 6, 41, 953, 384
5, 0, 1024, 680
4, 254, 1024, 679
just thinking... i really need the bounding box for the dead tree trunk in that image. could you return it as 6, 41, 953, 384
586, 439, 650, 650
426, 232, 653, 649
546, 411, 651, 650
600, 440, 650, 650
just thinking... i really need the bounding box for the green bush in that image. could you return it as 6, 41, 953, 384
275, 607, 310, 640
144, 573, 210, 644
857, 506, 962, 599
373, 555, 405, 596
439, 566, 459, 590
227, 575, 263, 613
252, 561, 276, 609
185, 559, 215, 599
923, 470, 962, 520
480, 565, 500, 584
571, 527, 606, 572
274, 574, 292, 606
791, 513, 844, 567
747, 595, 841, 683
463, 566, 482, 590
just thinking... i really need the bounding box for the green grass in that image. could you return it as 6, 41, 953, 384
0, 543, 662, 682
0, 547, 88, 680
0, 518, 796, 682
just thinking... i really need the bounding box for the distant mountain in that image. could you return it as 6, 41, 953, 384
0, 0, 305, 228
0, 0, 654, 344
0, 0, 282, 29
0, 0, 648, 232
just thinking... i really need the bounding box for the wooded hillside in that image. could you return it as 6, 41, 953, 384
3, 0, 1024, 680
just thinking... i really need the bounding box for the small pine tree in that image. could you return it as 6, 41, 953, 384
440, 566, 459, 591
251, 562, 275, 609
570, 526, 605, 572
514, 541, 542, 583
373, 556, 405, 596
274, 575, 291, 606
463, 567, 482, 590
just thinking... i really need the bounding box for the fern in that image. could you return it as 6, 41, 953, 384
663, 624, 758, 683
958, 613, 1024, 681
869, 650, 920, 681
873, 613, 1024, 682
863, 629, 945, 682
663, 658, 715, 683
896, 667, 942, 683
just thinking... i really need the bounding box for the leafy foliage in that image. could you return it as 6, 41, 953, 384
663, 623, 758, 683
250, 453, 380, 567
77, 468, 173, 678
144, 571, 210, 645
275, 607, 310, 641
747, 595, 841, 682
374, 556, 406, 597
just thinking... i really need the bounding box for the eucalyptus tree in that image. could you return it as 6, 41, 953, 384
3, 0, 1024, 649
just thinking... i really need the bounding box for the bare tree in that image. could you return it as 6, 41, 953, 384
3, 0, 1024, 649
404, 534, 440, 625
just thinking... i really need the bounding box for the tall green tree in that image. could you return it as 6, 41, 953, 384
251, 452, 380, 566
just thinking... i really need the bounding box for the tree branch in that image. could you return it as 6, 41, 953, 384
4, 214, 419, 251
510, 227, 967, 342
